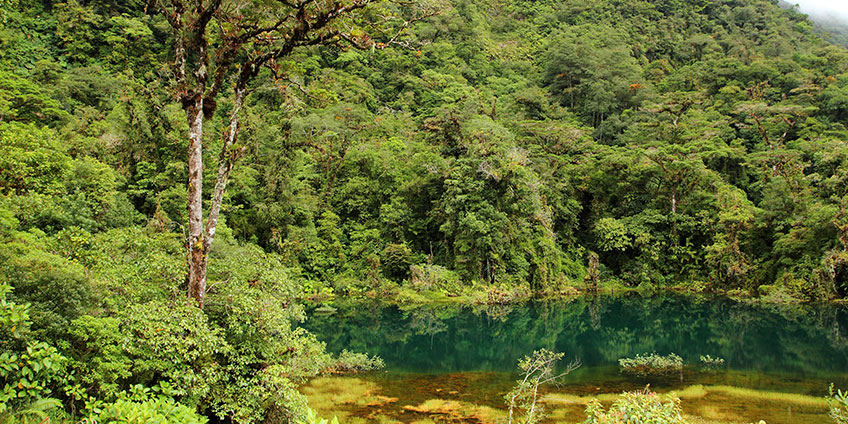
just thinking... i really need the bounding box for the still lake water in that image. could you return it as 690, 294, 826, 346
304, 294, 848, 422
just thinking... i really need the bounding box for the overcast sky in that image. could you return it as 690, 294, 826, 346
790, 0, 848, 23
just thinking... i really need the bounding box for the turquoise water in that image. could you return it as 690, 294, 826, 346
305, 294, 848, 397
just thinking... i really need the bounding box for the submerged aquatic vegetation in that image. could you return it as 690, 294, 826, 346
402, 399, 505, 423
619, 353, 683, 377
301, 377, 381, 420
298, 407, 340, 424
545, 384, 825, 424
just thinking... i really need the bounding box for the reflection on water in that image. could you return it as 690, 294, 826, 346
303, 294, 848, 422
307, 294, 848, 386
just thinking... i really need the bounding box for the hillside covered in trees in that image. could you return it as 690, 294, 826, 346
778, 1, 848, 47
2, 0, 848, 421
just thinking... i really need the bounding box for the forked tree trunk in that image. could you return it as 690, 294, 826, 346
158, 0, 411, 308
185, 89, 246, 308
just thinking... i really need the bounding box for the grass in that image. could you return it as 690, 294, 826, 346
683, 385, 828, 408
301, 376, 383, 421
304, 374, 832, 424
544, 385, 830, 424
401, 399, 506, 423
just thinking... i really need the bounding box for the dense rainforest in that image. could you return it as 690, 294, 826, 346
2, 0, 848, 422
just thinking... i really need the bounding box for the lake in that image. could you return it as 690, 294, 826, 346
303, 294, 848, 423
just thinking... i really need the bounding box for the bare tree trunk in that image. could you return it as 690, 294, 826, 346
671, 189, 677, 214
187, 98, 207, 307
204, 88, 246, 251
184, 86, 247, 308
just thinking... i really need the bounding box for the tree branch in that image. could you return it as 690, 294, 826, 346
204, 87, 247, 251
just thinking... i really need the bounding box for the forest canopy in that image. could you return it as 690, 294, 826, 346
1, 0, 848, 421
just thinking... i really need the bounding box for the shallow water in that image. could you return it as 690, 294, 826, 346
304, 294, 848, 423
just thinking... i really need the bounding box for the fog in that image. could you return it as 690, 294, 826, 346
790, 0, 848, 23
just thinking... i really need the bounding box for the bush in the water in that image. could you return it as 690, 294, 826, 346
585, 389, 687, 423
331, 350, 385, 373
699, 355, 725, 368
619, 353, 683, 377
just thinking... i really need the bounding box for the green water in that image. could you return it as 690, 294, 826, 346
304, 294, 848, 422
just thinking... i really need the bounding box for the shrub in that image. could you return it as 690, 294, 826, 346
0, 398, 63, 424
331, 350, 385, 373
0, 282, 67, 414
619, 353, 683, 377
505, 349, 578, 424
699, 355, 725, 368
87, 396, 207, 424
409, 263, 461, 294
381, 243, 413, 282
829, 384, 848, 424
68, 300, 227, 406
0, 238, 94, 338
584, 389, 687, 424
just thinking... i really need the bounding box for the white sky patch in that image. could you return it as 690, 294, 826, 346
790, 0, 848, 23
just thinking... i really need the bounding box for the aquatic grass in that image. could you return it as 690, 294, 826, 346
545, 385, 827, 424
402, 399, 506, 423
667, 385, 827, 408
672, 385, 709, 399
301, 377, 381, 420
704, 385, 828, 408
542, 392, 623, 406
681, 386, 826, 424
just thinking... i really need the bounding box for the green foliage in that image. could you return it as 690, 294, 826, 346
829, 384, 848, 424
594, 218, 632, 252
57, 233, 339, 423
332, 350, 385, 373
584, 389, 688, 424
0, 123, 70, 195
699, 355, 725, 368
87, 390, 207, 424
0, 282, 67, 414
0, 398, 63, 424
505, 349, 577, 424
0, 238, 94, 337
619, 353, 683, 377
88, 397, 207, 424
0, 123, 137, 232
0, 72, 67, 124
1, 0, 848, 420
298, 407, 340, 424
381, 243, 414, 282
409, 263, 462, 294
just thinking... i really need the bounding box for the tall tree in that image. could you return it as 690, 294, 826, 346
156, 0, 435, 307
